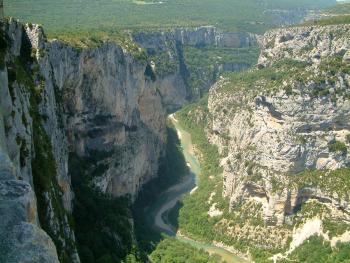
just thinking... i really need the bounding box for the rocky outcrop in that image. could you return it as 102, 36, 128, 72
0, 86, 58, 262
204, 24, 350, 227
0, 18, 166, 262
258, 24, 350, 68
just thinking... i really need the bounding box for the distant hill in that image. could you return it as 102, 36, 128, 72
4, 0, 336, 34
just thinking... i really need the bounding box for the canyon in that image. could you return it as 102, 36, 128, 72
1, 2, 350, 262
0, 18, 259, 263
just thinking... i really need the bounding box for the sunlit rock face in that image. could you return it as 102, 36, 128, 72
0, 59, 59, 262
24, 19, 167, 198
43, 39, 166, 198
205, 24, 350, 225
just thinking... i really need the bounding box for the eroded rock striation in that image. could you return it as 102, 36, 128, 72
209, 24, 350, 225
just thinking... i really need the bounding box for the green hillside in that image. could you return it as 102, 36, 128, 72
301, 2, 350, 26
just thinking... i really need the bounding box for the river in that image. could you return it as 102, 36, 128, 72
147, 114, 248, 263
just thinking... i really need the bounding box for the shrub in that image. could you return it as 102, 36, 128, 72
329, 141, 347, 154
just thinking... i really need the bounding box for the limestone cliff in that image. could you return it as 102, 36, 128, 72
0, 18, 166, 262
34, 29, 166, 198
0, 66, 59, 262
183, 23, 350, 253
132, 27, 258, 111
0, 18, 79, 262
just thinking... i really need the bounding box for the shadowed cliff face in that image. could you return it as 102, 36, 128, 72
25, 21, 167, 198
0, 19, 166, 262
40, 37, 167, 198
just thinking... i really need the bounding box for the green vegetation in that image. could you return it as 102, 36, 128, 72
326, 2, 350, 15
319, 56, 350, 76
174, 96, 225, 241
47, 29, 147, 60
300, 1, 350, 26
151, 51, 178, 77
309, 56, 350, 99
220, 59, 310, 95
300, 2, 350, 26
174, 98, 273, 258
292, 201, 330, 227
70, 154, 142, 263
216, 56, 350, 103
150, 237, 219, 263
5, 0, 335, 34
329, 141, 348, 154
280, 235, 350, 263
291, 201, 350, 238
184, 46, 259, 97
287, 168, 350, 201
323, 219, 350, 239
301, 15, 350, 26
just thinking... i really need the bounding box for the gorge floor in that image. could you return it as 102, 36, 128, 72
147, 114, 248, 263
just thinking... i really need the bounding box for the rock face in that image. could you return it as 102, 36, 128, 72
39, 33, 166, 198
132, 26, 258, 111
0, 19, 166, 262
205, 24, 350, 226
0, 129, 59, 263
258, 24, 350, 68
0, 20, 60, 262
133, 26, 257, 50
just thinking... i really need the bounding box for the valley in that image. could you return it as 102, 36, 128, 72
148, 114, 247, 262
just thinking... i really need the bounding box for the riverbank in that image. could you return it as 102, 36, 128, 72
148, 114, 249, 263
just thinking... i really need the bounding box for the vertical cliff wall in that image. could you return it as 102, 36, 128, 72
0, 18, 166, 262
31, 27, 166, 198
0, 18, 79, 262
0, 0, 3, 20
